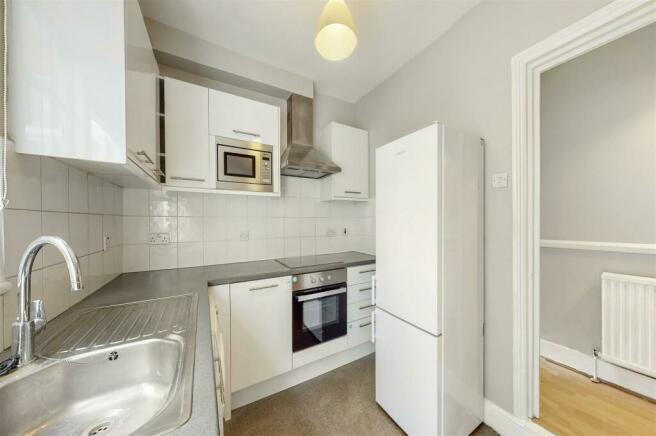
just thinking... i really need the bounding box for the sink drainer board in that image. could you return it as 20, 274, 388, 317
38, 294, 195, 361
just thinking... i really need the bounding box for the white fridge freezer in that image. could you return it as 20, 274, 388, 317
374, 123, 484, 436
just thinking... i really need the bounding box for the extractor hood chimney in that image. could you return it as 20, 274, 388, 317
281, 94, 341, 178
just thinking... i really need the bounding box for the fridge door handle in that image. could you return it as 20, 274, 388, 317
371, 275, 376, 305
371, 310, 376, 343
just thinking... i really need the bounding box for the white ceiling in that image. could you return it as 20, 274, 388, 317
140, 0, 478, 103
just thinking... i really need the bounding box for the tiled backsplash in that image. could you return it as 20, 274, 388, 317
122, 177, 375, 272
1, 143, 125, 350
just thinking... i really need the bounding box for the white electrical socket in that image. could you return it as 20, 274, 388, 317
326, 229, 336, 237
103, 235, 111, 252
239, 231, 250, 241
148, 232, 170, 244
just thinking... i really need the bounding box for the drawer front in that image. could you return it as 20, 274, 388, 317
347, 283, 372, 304
348, 300, 375, 322
347, 318, 372, 347
347, 263, 376, 285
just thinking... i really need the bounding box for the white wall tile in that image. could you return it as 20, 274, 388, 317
227, 240, 248, 263
300, 218, 316, 237
123, 244, 149, 273
315, 199, 331, 218
41, 158, 68, 212
0, 296, 3, 350
247, 217, 267, 240
267, 197, 284, 217
87, 175, 104, 214
266, 238, 285, 259
68, 167, 88, 213
178, 242, 203, 268
299, 198, 315, 218
149, 190, 178, 216
227, 217, 249, 241
42, 212, 70, 267
88, 214, 103, 254
123, 216, 149, 244
247, 239, 267, 261
6, 142, 41, 211
87, 252, 104, 294
301, 237, 316, 256
284, 218, 300, 238
43, 263, 71, 320
300, 179, 319, 199
225, 195, 248, 217
103, 249, 117, 283
123, 188, 148, 216
69, 213, 89, 256
247, 196, 267, 217
266, 218, 284, 239
150, 244, 178, 270
178, 217, 203, 242
284, 238, 301, 257
3, 209, 42, 274
113, 185, 123, 215
203, 193, 226, 217
114, 215, 123, 246
102, 214, 115, 246
204, 241, 227, 266
203, 217, 227, 241
178, 192, 204, 217
150, 217, 178, 242
101, 180, 114, 215
283, 196, 300, 217
282, 176, 301, 197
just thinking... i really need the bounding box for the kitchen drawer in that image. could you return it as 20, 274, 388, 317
348, 300, 375, 322
347, 263, 376, 285
347, 282, 372, 304
347, 318, 372, 348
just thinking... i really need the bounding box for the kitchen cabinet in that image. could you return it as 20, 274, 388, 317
320, 122, 369, 201
9, 0, 160, 187
164, 78, 212, 189
229, 276, 292, 391
209, 89, 280, 147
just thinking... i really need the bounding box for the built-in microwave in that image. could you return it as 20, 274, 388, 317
216, 136, 273, 192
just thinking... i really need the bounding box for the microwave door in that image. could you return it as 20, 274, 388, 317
218, 145, 262, 184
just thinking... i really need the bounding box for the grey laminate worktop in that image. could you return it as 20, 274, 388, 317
21, 251, 375, 435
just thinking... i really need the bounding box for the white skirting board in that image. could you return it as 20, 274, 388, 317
540, 339, 656, 400
483, 400, 553, 436
230, 342, 374, 410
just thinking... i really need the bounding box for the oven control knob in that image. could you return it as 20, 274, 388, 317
311, 277, 316, 284
327, 275, 332, 280
319, 277, 325, 282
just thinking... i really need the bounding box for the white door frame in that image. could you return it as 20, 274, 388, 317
510, 0, 656, 421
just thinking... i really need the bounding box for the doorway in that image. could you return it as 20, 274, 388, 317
510, 0, 656, 430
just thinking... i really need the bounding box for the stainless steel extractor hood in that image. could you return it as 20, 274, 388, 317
281, 94, 341, 179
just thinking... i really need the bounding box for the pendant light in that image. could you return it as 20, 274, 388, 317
315, 0, 357, 61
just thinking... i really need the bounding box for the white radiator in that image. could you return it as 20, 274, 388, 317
601, 272, 656, 378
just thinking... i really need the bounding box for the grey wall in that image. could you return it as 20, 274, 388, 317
354, 0, 609, 411
540, 24, 656, 356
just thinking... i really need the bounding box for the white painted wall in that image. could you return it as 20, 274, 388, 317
354, 0, 610, 411
540, 24, 656, 357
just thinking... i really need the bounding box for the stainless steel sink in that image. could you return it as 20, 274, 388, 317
0, 294, 198, 436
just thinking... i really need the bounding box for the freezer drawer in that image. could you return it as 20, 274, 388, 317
375, 308, 440, 436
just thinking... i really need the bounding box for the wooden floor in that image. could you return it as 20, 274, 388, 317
534, 358, 656, 436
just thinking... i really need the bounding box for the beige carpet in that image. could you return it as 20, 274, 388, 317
226, 354, 497, 436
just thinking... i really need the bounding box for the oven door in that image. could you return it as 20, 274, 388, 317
293, 284, 347, 352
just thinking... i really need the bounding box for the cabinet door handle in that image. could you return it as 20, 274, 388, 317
136, 150, 154, 164
359, 321, 372, 328
170, 176, 206, 182
233, 129, 260, 137
249, 284, 279, 292
359, 287, 372, 292
359, 269, 375, 274
344, 190, 362, 194
358, 304, 375, 310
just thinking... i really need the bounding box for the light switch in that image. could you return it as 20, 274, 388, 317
492, 172, 508, 189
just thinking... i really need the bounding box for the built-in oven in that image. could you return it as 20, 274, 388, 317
292, 269, 347, 352
216, 136, 273, 192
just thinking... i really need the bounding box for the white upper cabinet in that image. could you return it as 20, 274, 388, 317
320, 122, 369, 201
164, 78, 212, 189
209, 90, 280, 147
9, 0, 159, 186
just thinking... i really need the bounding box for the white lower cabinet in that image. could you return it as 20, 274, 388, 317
347, 318, 372, 347
229, 276, 292, 392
